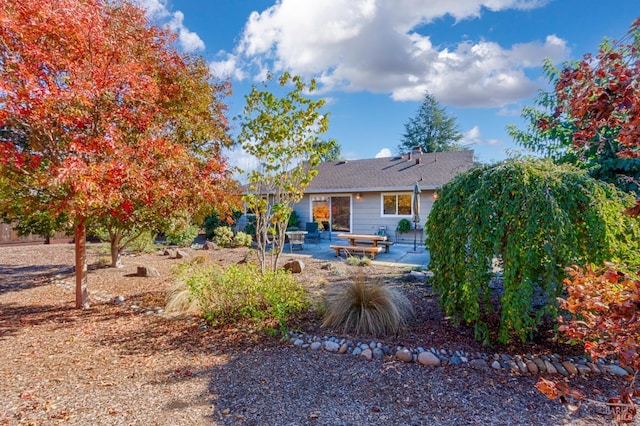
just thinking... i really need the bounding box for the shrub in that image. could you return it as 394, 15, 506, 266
212, 226, 234, 247
165, 224, 199, 247
288, 210, 300, 229
232, 231, 252, 247
203, 208, 243, 239
126, 230, 157, 253
558, 264, 640, 370
244, 215, 256, 238
322, 274, 414, 336
397, 218, 412, 233
426, 159, 640, 344
170, 262, 308, 335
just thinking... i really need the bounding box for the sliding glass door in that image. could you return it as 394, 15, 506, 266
311, 195, 351, 233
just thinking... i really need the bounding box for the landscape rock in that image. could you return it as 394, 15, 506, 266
283, 260, 305, 274
203, 241, 217, 250
417, 351, 440, 367
360, 348, 373, 360
562, 361, 578, 376
324, 341, 340, 352
603, 365, 629, 376
396, 348, 413, 363
175, 249, 189, 259
136, 266, 160, 277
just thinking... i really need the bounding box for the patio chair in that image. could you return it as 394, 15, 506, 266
287, 232, 305, 252
305, 222, 320, 243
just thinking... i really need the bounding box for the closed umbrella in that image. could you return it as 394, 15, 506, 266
412, 182, 421, 252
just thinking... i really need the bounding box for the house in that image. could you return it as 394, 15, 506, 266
293, 148, 475, 242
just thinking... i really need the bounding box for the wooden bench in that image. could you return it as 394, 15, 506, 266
330, 244, 383, 259
357, 240, 395, 253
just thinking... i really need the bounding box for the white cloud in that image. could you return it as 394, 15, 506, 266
230, 0, 567, 108
461, 126, 501, 147
133, 0, 205, 52
375, 148, 392, 158
210, 53, 246, 80
169, 11, 205, 52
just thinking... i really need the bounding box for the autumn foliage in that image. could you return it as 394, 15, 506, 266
0, 0, 237, 307
553, 18, 640, 159
559, 265, 640, 370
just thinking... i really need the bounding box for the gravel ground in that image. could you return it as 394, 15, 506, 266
0, 242, 636, 425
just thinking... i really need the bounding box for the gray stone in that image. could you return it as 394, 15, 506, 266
587, 362, 601, 374
310, 341, 322, 351
283, 260, 305, 274
491, 360, 502, 370
544, 360, 557, 374
352, 347, 362, 356
372, 348, 384, 359
113, 295, 125, 305
516, 360, 528, 374
575, 364, 592, 375
603, 365, 629, 376
324, 341, 340, 352
293, 339, 304, 347
418, 351, 441, 367
396, 349, 413, 363
469, 359, 489, 371
533, 358, 546, 372
361, 348, 373, 360
553, 362, 569, 376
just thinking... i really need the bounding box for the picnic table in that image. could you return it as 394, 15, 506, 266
329, 233, 393, 259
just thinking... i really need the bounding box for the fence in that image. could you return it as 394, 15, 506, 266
0, 223, 71, 245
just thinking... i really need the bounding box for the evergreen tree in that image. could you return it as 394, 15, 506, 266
398, 93, 463, 153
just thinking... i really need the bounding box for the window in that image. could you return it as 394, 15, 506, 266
382, 193, 412, 216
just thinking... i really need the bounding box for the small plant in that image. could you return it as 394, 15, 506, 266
232, 231, 252, 247
288, 210, 300, 229
397, 218, 412, 234
212, 226, 234, 247
244, 215, 256, 238
126, 230, 157, 254
322, 274, 414, 336
346, 255, 371, 267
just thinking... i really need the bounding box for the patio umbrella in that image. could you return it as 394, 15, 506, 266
411, 182, 421, 252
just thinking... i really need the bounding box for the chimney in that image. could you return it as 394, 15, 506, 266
412, 146, 422, 154
415, 157, 421, 165
407, 152, 412, 161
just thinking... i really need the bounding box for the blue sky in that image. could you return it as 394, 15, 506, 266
136, 0, 638, 167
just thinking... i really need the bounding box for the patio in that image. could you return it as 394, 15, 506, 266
283, 235, 430, 269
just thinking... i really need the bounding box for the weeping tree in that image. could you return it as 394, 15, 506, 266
426, 159, 640, 344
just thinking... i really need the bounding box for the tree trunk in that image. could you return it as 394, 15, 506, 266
110, 230, 122, 268
74, 217, 89, 309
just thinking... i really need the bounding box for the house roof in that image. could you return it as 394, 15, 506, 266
305, 150, 475, 193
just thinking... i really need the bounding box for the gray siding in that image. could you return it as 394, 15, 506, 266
292, 189, 438, 242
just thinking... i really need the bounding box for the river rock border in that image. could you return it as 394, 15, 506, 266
288, 332, 634, 378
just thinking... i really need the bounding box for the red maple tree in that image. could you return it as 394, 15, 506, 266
0, 0, 238, 307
